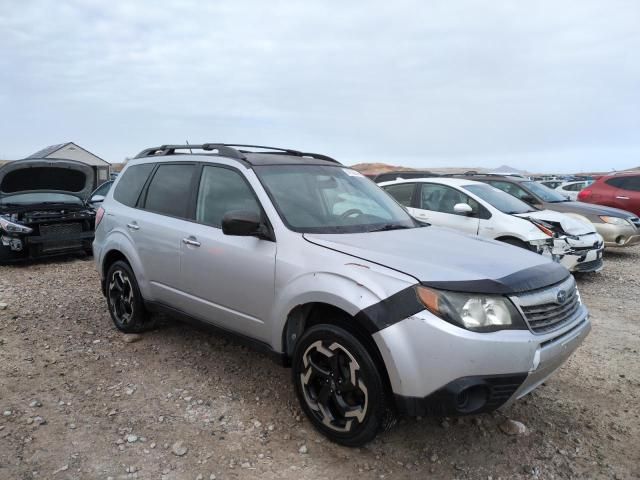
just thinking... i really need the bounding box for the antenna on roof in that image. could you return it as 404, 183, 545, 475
185, 140, 193, 154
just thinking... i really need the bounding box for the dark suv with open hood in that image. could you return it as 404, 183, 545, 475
0, 158, 96, 262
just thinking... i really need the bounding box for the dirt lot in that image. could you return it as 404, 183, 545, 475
1, 247, 639, 480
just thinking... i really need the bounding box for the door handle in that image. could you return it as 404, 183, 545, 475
182, 237, 201, 247
616, 196, 630, 200
126, 222, 140, 230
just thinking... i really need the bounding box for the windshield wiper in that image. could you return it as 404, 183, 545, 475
369, 223, 413, 232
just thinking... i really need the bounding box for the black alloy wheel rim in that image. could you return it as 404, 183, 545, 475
299, 340, 369, 432
108, 270, 135, 326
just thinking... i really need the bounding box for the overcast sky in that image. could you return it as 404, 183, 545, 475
1, 1, 638, 172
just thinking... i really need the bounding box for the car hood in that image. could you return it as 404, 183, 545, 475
304, 227, 569, 294
0, 158, 94, 201
544, 200, 637, 219
514, 209, 595, 235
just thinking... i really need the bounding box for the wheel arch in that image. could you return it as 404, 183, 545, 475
100, 232, 151, 299
282, 301, 395, 398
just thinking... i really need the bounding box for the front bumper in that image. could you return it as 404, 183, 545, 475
594, 222, 640, 248
556, 233, 604, 272
373, 308, 590, 416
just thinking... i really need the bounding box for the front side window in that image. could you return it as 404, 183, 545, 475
144, 164, 196, 218
255, 165, 416, 233
196, 166, 261, 227
383, 183, 415, 207
419, 183, 481, 215
114, 164, 155, 207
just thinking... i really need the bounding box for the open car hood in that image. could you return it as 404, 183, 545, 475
0, 158, 94, 201
514, 209, 595, 236
304, 227, 569, 294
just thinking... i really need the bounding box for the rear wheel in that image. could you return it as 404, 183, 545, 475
105, 260, 152, 332
292, 324, 390, 446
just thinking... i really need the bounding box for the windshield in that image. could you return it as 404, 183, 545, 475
464, 184, 536, 214
255, 165, 418, 233
0, 193, 83, 206
522, 181, 568, 203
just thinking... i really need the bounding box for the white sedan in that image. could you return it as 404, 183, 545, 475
554, 180, 592, 201
381, 177, 604, 273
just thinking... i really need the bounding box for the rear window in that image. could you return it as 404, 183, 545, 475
1, 167, 86, 193
143, 164, 196, 218
113, 164, 155, 207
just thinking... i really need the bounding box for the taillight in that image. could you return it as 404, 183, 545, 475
577, 189, 592, 201
95, 207, 105, 228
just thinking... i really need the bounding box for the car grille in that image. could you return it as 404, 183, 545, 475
39, 223, 83, 252
511, 276, 581, 334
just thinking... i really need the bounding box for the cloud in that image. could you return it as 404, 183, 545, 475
0, 0, 639, 172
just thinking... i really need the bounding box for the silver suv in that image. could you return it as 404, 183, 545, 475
93, 144, 591, 446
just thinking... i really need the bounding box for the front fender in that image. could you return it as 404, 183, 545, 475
269, 267, 417, 352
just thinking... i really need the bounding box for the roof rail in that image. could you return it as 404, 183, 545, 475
134, 144, 247, 160
133, 143, 340, 164
224, 144, 339, 163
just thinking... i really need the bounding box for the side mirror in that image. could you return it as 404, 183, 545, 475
222, 210, 269, 239
521, 195, 536, 205
90, 195, 105, 204
453, 203, 473, 215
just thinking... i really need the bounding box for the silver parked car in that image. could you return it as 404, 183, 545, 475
93, 144, 591, 446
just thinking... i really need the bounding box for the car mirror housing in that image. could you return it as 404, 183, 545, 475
222, 210, 269, 239
90, 195, 105, 203
453, 203, 473, 215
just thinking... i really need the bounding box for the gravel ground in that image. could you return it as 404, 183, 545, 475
0, 247, 639, 480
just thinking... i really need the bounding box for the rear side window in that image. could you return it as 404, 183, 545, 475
195, 166, 261, 227
144, 164, 196, 218
113, 164, 154, 207
383, 183, 415, 207
606, 176, 640, 191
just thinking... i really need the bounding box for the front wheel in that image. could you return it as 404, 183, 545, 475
292, 324, 390, 446
105, 260, 152, 332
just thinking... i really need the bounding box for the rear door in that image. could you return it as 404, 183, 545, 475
135, 163, 198, 303
411, 183, 480, 235
607, 176, 640, 215
178, 164, 276, 341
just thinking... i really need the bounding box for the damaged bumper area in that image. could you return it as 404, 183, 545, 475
0, 210, 95, 261
373, 301, 590, 417
552, 233, 604, 273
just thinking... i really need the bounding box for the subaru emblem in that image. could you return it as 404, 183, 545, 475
557, 290, 567, 304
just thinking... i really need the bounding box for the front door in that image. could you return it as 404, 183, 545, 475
408, 183, 480, 235
179, 165, 277, 342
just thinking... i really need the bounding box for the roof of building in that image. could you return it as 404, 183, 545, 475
25, 142, 109, 165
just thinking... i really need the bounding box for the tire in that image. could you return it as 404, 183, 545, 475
292, 324, 389, 446
105, 260, 152, 332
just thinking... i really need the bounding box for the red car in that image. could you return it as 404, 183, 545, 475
578, 173, 640, 216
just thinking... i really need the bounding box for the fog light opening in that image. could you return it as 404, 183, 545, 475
616, 236, 626, 245
456, 385, 489, 413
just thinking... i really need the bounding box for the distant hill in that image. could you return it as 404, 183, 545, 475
488, 165, 529, 174
350, 162, 488, 176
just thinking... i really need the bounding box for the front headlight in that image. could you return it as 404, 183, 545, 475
0, 216, 33, 234
599, 216, 630, 226
416, 286, 526, 332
